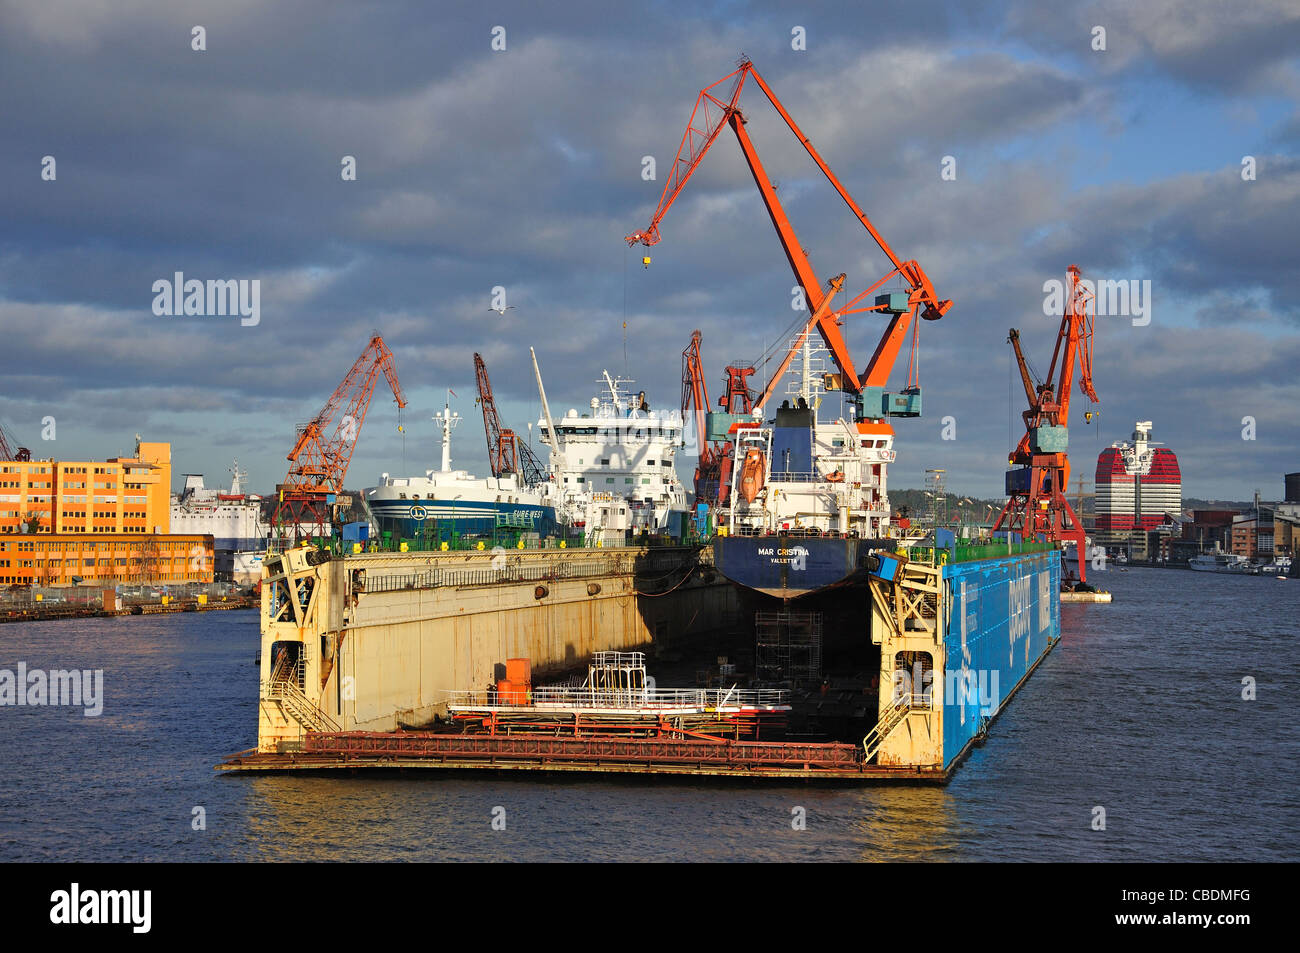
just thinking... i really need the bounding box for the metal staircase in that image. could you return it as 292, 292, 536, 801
862, 694, 913, 763
266, 659, 340, 733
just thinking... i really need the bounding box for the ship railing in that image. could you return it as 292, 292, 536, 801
884, 690, 932, 710
726, 525, 853, 539
445, 686, 790, 710
358, 549, 703, 593
765, 471, 830, 484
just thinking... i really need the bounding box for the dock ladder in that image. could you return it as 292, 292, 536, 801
862, 693, 914, 763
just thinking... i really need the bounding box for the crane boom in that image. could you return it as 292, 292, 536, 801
282, 335, 406, 494
475, 353, 511, 478
627, 59, 952, 397
0, 422, 31, 462
681, 331, 712, 467
475, 352, 547, 486
274, 334, 407, 541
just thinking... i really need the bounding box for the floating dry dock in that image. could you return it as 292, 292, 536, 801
218, 732, 944, 780
218, 541, 1061, 783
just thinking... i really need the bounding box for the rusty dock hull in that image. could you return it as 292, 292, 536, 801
217, 731, 951, 782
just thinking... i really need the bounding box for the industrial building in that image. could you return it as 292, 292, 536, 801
0, 533, 214, 587
0, 437, 214, 586
0, 439, 172, 535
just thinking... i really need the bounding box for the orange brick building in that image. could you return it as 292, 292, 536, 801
0, 534, 214, 587
0, 439, 172, 535
0, 439, 214, 586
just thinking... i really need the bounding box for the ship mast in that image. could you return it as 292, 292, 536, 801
434, 399, 461, 473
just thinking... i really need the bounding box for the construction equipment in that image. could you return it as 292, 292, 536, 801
273, 334, 407, 542
993, 265, 1099, 584
627, 58, 952, 412
0, 422, 31, 462
680, 331, 720, 503
474, 352, 547, 487
680, 331, 759, 506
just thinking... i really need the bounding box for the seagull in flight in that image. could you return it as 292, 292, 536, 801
488, 305, 516, 315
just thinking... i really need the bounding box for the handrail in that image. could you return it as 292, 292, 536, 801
446, 686, 789, 710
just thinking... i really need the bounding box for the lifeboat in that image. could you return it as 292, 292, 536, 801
824, 470, 845, 483
739, 449, 766, 503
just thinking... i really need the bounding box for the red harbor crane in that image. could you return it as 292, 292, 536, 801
992, 265, 1099, 585
681, 330, 757, 506
474, 353, 547, 487
274, 334, 407, 542
628, 59, 952, 414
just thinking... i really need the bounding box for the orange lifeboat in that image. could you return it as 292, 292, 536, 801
825, 470, 845, 483
739, 449, 766, 503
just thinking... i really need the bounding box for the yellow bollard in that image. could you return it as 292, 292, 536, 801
399, 541, 408, 552
559, 540, 566, 549
516, 540, 525, 550
440, 541, 449, 552
476, 541, 485, 550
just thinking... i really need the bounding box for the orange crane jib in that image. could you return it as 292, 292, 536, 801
626, 59, 952, 398
281, 334, 407, 496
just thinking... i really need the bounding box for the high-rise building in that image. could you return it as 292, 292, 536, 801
1094, 421, 1181, 549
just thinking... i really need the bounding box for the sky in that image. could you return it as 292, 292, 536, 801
1, 0, 1297, 502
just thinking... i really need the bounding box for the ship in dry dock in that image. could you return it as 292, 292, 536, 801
219, 58, 1066, 783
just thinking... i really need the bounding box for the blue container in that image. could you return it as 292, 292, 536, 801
884, 388, 922, 417
1032, 425, 1068, 453
875, 292, 910, 314
1005, 467, 1032, 495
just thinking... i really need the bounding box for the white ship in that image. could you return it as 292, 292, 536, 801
531, 351, 689, 540
1188, 551, 1249, 573
169, 462, 270, 583
364, 402, 558, 541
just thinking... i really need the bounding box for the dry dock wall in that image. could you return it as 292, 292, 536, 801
258, 546, 740, 750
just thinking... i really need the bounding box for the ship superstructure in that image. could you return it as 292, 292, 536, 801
534, 362, 689, 539
169, 461, 270, 583
721, 341, 895, 539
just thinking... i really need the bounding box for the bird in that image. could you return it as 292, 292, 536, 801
488, 305, 516, 315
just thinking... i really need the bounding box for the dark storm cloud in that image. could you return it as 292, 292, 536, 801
0, 0, 1296, 498
1006, 0, 1300, 93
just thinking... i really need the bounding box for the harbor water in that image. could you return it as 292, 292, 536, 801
1, 566, 1295, 862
